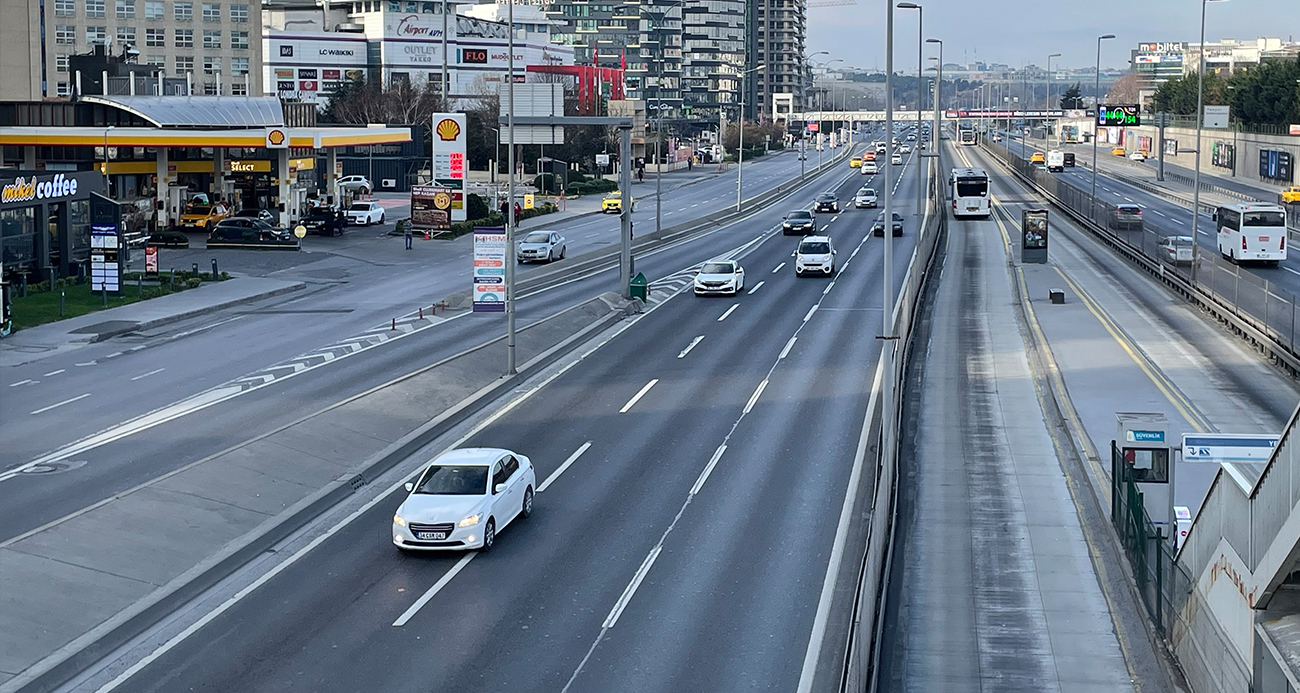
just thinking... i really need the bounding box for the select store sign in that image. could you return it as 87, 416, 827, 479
1, 174, 79, 205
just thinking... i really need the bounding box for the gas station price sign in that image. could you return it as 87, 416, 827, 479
1097, 105, 1141, 127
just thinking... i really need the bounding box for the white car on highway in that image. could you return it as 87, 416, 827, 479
795, 236, 836, 277
891, 153, 903, 165
346, 201, 385, 226
861, 161, 879, 175
516, 231, 567, 263
854, 187, 878, 208
393, 448, 535, 552
694, 259, 745, 296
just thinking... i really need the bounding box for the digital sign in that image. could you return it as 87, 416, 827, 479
1097, 105, 1141, 127
461, 48, 488, 64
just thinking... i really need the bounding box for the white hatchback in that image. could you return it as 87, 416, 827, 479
393, 448, 536, 552
795, 236, 836, 277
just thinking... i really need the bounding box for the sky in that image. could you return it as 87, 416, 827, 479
807, 0, 1300, 73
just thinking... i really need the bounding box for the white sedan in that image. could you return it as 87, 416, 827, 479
694, 259, 745, 295
393, 448, 536, 552
346, 201, 385, 226
516, 231, 567, 263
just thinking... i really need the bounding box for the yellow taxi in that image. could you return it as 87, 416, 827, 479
1111, 147, 1127, 156
850, 156, 863, 168
178, 200, 230, 229
601, 191, 632, 214
1029, 151, 1045, 164
1281, 186, 1300, 203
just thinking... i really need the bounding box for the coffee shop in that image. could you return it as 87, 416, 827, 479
0, 171, 105, 283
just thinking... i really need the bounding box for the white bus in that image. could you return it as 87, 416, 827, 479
950, 167, 991, 218
1215, 202, 1288, 265
958, 128, 978, 146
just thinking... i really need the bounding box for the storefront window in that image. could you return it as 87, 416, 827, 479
1, 206, 38, 277
69, 199, 91, 265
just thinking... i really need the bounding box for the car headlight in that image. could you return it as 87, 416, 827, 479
459, 513, 481, 528
393, 514, 407, 527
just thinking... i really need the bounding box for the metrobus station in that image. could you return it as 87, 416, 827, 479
1, 95, 409, 281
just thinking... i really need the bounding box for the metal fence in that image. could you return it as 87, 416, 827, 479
985, 139, 1300, 362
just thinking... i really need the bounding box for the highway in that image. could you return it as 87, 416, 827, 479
67, 129, 928, 693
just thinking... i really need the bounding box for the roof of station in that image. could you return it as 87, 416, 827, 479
79, 95, 286, 128
0, 126, 411, 149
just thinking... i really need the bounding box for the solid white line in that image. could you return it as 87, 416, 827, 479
602, 545, 663, 629
619, 379, 659, 413
393, 553, 477, 627
31, 393, 90, 415
717, 303, 739, 322
677, 335, 705, 359
9, 379, 33, 387
1285, 267, 1300, 278
850, 246, 861, 259
44, 369, 65, 377
743, 379, 768, 415
823, 282, 835, 295
130, 368, 166, 381
779, 336, 798, 360
689, 445, 729, 496
75, 362, 96, 367
773, 262, 786, 273
538, 441, 593, 493
747, 281, 765, 295
803, 304, 819, 322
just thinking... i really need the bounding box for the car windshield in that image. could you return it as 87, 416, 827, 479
859, 189, 876, 196
306, 209, 333, 219
817, 194, 835, 201
701, 262, 735, 274
1118, 206, 1141, 215
184, 203, 211, 214
233, 210, 259, 217
413, 465, 488, 495
1168, 236, 1194, 246
800, 242, 831, 254
789, 211, 813, 220
523, 232, 551, 243
1244, 211, 1286, 226
349, 204, 371, 211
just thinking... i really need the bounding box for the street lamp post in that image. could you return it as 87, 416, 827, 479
927, 41, 942, 157
506, 0, 517, 375
102, 125, 114, 195
1191, 0, 1228, 284
882, 0, 897, 479
898, 2, 923, 221
639, 2, 685, 238
1090, 34, 1116, 220
1047, 52, 1061, 145
737, 63, 766, 212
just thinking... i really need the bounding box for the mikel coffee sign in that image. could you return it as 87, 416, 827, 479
1, 174, 79, 206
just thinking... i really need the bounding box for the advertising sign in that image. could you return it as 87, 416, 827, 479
1212, 142, 1235, 170
144, 245, 158, 276
1163, 138, 1178, 156
410, 184, 453, 230
89, 192, 121, 292
1021, 209, 1048, 264
431, 113, 467, 223
1260, 150, 1294, 182
1097, 105, 1140, 127
1291, 124, 1300, 136
472, 228, 506, 312
1204, 105, 1230, 129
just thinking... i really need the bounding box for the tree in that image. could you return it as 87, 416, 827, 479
1229, 56, 1300, 126
1059, 83, 1084, 110
1151, 71, 1229, 116
1105, 74, 1141, 105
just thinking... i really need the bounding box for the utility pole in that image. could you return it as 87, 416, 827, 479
505, 0, 516, 375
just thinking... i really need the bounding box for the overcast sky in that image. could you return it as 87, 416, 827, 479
807, 1, 1300, 72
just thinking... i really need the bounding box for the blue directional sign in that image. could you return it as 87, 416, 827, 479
1182, 434, 1279, 462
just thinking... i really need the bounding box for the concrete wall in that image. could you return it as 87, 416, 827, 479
1125, 124, 1298, 191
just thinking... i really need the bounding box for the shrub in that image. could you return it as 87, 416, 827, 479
467, 193, 490, 220
186, 277, 202, 289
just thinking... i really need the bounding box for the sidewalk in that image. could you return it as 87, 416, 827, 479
0, 276, 305, 367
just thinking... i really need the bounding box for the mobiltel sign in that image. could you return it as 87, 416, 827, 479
1, 174, 79, 206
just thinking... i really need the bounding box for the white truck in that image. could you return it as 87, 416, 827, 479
1046, 150, 1065, 173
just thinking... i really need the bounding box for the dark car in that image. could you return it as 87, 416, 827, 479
872, 211, 905, 237
782, 209, 817, 236
1063, 152, 1076, 167
813, 192, 838, 213
229, 208, 277, 224
146, 229, 190, 248
206, 218, 299, 250
301, 207, 345, 236
1108, 204, 1144, 232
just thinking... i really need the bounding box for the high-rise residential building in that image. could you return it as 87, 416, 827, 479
747, 0, 805, 122
0, 0, 264, 100
681, 0, 744, 120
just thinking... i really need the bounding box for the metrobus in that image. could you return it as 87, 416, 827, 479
1215, 202, 1288, 265
950, 167, 991, 218
958, 124, 977, 146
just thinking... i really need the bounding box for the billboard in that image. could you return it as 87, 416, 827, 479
472, 229, 507, 312
410, 184, 453, 231
1258, 150, 1293, 182
1097, 105, 1140, 127
431, 113, 467, 223
1212, 142, 1235, 170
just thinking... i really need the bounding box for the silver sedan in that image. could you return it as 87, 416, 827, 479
516, 231, 567, 263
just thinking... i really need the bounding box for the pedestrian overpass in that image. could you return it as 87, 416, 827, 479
790, 109, 1068, 129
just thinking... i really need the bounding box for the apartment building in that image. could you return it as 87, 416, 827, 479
681, 0, 744, 120
747, 0, 806, 121
0, 0, 263, 100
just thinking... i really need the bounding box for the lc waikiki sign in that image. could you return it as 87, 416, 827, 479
1, 174, 79, 205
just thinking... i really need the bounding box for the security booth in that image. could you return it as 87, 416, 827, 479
1114, 412, 1174, 536
1, 171, 106, 285
1021, 208, 1049, 264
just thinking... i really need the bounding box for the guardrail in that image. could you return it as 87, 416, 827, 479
982, 139, 1300, 379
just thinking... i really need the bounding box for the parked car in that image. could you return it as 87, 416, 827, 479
146, 229, 190, 248
854, 187, 879, 208
813, 192, 839, 213
1108, 203, 1144, 232
178, 200, 230, 229
206, 218, 299, 249
516, 231, 567, 263
300, 207, 345, 236
346, 201, 385, 226
337, 175, 372, 195
392, 447, 535, 552
228, 208, 276, 224
782, 209, 817, 235
1158, 235, 1197, 265
693, 259, 745, 296
795, 236, 836, 277
872, 211, 905, 237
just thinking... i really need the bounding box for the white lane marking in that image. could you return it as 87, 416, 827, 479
618, 379, 659, 413
677, 335, 705, 359
823, 282, 835, 295
1154, 210, 1169, 218
1198, 230, 1209, 236
717, 303, 739, 322
743, 379, 768, 415
130, 368, 167, 381
689, 444, 728, 496
538, 441, 593, 494
1112, 191, 1123, 198
601, 544, 663, 629
31, 393, 90, 415
773, 262, 786, 274
747, 280, 765, 295
1171, 219, 1186, 226
75, 362, 96, 367
9, 379, 33, 387
821, 225, 830, 231
392, 554, 477, 627
1285, 267, 1300, 278
779, 336, 798, 360
584, 232, 599, 238
803, 304, 819, 322
1124, 196, 1135, 202
44, 369, 65, 377
851, 246, 861, 259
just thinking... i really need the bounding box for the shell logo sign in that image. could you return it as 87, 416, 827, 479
265, 128, 289, 149
436, 118, 462, 142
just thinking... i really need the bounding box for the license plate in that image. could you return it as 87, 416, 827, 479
417, 531, 446, 540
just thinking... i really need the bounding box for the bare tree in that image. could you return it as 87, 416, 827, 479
1105, 74, 1141, 105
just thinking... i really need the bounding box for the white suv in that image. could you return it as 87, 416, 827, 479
795, 236, 836, 277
